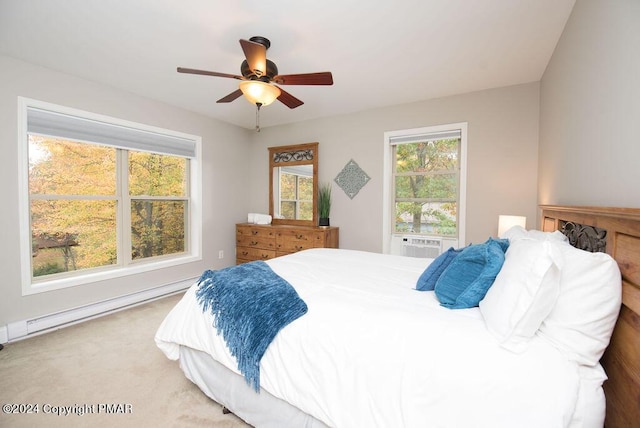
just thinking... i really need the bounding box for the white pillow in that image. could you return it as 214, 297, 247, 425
480, 239, 561, 352
537, 241, 621, 366
503, 225, 569, 243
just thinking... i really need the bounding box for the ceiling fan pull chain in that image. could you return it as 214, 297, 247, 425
255, 102, 262, 132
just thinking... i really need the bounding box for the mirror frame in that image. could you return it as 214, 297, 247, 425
268, 142, 318, 227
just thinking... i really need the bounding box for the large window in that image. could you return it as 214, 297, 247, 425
19, 98, 202, 294
383, 123, 467, 253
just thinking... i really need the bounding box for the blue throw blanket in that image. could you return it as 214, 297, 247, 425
196, 261, 308, 392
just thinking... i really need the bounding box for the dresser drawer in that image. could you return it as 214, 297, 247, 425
236, 234, 276, 250
236, 246, 276, 262
236, 225, 275, 239
276, 230, 325, 252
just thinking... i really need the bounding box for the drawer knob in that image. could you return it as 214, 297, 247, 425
296, 234, 305, 239
251, 230, 258, 235
251, 241, 258, 246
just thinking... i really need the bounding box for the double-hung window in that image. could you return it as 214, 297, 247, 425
277, 166, 313, 221
18, 98, 202, 294
383, 123, 467, 254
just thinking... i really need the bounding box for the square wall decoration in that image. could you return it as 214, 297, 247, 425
334, 159, 370, 199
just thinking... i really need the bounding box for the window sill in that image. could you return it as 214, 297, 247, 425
22, 254, 202, 296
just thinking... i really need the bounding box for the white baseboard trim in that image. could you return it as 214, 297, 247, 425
3, 277, 197, 343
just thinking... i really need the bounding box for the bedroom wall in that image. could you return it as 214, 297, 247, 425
247, 82, 541, 251
539, 0, 640, 207
0, 55, 251, 328
0, 58, 543, 329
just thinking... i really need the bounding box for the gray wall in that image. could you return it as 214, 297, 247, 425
0, 59, 543, 328
539, 0, 640, 207
249, 82, 541, 250
5, 0, 636, 342
0, 55, 251, 327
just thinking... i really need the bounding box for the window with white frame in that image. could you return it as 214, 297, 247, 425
278, 166, 314, 221
18, 98, 202, 294
383, 123, 467, 254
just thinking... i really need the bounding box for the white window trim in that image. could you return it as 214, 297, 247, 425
278, 168, 313, 219
17, 97, 203, 295
382, 122, 467, 254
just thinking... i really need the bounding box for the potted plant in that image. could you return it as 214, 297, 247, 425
318, 183, 332, 227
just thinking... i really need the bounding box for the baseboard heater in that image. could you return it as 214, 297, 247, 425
3, 277, 196, 343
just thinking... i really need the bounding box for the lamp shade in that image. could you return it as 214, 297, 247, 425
498, 215, 527, 238
239, 81, 281, 106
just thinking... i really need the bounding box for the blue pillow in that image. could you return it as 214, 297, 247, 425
489, 237, 510, 252
434, 239, 507, 309
416, 247, 464, 291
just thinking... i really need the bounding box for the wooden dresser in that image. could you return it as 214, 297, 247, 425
236, 223, 339, 264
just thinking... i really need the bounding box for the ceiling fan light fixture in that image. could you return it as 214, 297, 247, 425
239, 80, 281, 106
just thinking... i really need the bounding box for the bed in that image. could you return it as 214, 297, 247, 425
155, 205, 640, 428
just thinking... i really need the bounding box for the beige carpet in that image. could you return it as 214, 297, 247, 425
0, 293, 251, 428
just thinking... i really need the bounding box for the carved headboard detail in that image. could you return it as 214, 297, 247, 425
540, 205, 640, 428
559, 221, 607, 253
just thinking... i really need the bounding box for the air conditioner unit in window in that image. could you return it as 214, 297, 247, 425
401, 236, 442, 258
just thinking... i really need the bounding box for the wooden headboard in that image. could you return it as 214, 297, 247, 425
540, 205, 640, 428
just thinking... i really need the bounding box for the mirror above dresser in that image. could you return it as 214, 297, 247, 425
268, 142, 318, 227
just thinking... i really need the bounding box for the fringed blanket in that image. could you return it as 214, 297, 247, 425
195, 261, 308, 392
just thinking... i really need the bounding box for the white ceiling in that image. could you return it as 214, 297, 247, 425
0, 0, 575, 130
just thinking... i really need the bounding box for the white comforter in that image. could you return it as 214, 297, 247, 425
156, 248, 599, 428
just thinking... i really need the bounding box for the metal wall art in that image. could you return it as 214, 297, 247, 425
334, 159, 370, 199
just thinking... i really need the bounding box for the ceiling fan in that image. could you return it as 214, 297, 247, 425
177, 36, 334, 110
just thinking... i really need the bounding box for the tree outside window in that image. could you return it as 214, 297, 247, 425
279, 172, 313, 220
393, 138, 460, 237
29, 136, 188, 279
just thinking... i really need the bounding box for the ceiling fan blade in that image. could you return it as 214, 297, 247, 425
276, 87, 304, 109
273, 72, 333, 86
239, 39, 267, 77
217, 89, 243, 103
177, 67, 243, 80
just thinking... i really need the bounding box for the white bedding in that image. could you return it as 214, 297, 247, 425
155, 248, 604, 428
